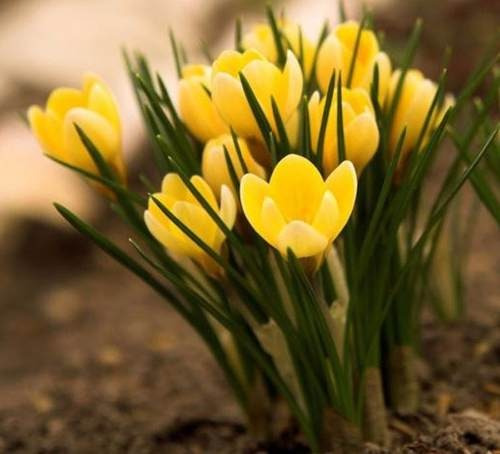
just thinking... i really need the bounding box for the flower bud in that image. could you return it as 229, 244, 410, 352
308, 87, 379, 174
211, 49, 303, 142
144, 173, 236, 276
316, 21, 392, 105
179, 65, 229, 142
242, 21, 315, 77
387, 69, 452, 169
28, 73, 125, 184
201, 134, 266, 198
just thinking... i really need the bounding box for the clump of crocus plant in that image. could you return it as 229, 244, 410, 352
27, 5, 498, 453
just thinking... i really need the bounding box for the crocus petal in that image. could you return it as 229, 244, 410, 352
190, 175, 218, 210
240, 173, 270, 238
171, 201, 217, 253
63, 107, 119, 171
179, 79, 228, 142
316, 34, 343, 93
212, 73, 257, 138
47, 88, 85, 118
260, 196, 287, 246
312, 190, 340, 240
144, 210, 195, 257
325, 160, 357, 235
87, 82, 121, 133
277, 221, 328, 258
28, 106, 66, 160
269, 154, 325, 223
343, 112, 379, 173
279, 50, 303, 117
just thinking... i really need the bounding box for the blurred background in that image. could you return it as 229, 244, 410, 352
0, 0, 498, 451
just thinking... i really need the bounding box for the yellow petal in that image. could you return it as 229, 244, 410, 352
179, 79, 228, 142
212, 72, 257, 138
82, 72, 103, 98
161, 173, 188, 200
344, 112, 379, 173
277, 221, 328, 257
312, 190, 340, 240
219, 184, 237, 229
181, 64, 211, 80
190, 175, 218, 210
373, 52, 392, 104
279, 50, 303, 118
240, 173, 270, 239
202, 135, 265, 197
171, 200, 217, 253
87, 82, 121, 133
212, 49, 265, 78
316, 34, 343, 93
213, 184, 237, 250
335, 21, 379, 88
144, 210, 194, 257
260, 196, 287, 246
28, 106, 66, 160
63, 108, 119, 172
325, 161, 357, 237
46, 88, 85, 118
242, 24, 277, 62
269, 154, 325, 223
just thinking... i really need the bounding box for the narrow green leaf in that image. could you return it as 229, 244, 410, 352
169, 28, 183, 78
266, 5, 286, 66
239, 72, 273, 148
317, 70, 336, 169
346, 16, 366, 88
336, 74, 346, 162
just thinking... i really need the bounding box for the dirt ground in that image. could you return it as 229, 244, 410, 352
0, 187, 498, 453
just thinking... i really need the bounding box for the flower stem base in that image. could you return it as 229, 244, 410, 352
320, 408, 362, 454
389, 345, 419, 414
362, 366, 391, 447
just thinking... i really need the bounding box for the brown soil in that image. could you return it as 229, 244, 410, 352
0, 199, 498, 454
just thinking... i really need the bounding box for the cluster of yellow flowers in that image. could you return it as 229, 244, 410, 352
28, 20, 448, 276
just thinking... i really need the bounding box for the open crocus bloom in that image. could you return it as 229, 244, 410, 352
316, 21, 392, 105
211, 48, 303, 141
145, 173, 236, 275
202, 134, 266, 199
308, 87, 379, 175
242, 21, 316, 78
179, 64, 229, 142
240, 154, 357, 258
28, 73, 125, 183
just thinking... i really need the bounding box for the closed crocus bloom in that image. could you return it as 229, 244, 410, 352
144, 173, 236, 276
179, 65, 229, 142
201, 134, 266, 198
242, 22, 315, 77
316, 21, 392, 104
240, 154, 357, 258
28, 73, 125, 183
387, 69, 444, 162
308, 87, 379, 175
211, 49, 303, 142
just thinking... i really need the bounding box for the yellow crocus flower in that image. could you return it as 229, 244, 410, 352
240, 154, 357, 258
28, 73, 125, 183
242, 22, 315, 77
211, 48, 303, 142
201, 134, 266, 198
179, 64, 229, 142
308, 87, 379, 175
316, 21, 392, 105
144, 173, 236, 275
387, 69, 451, 168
